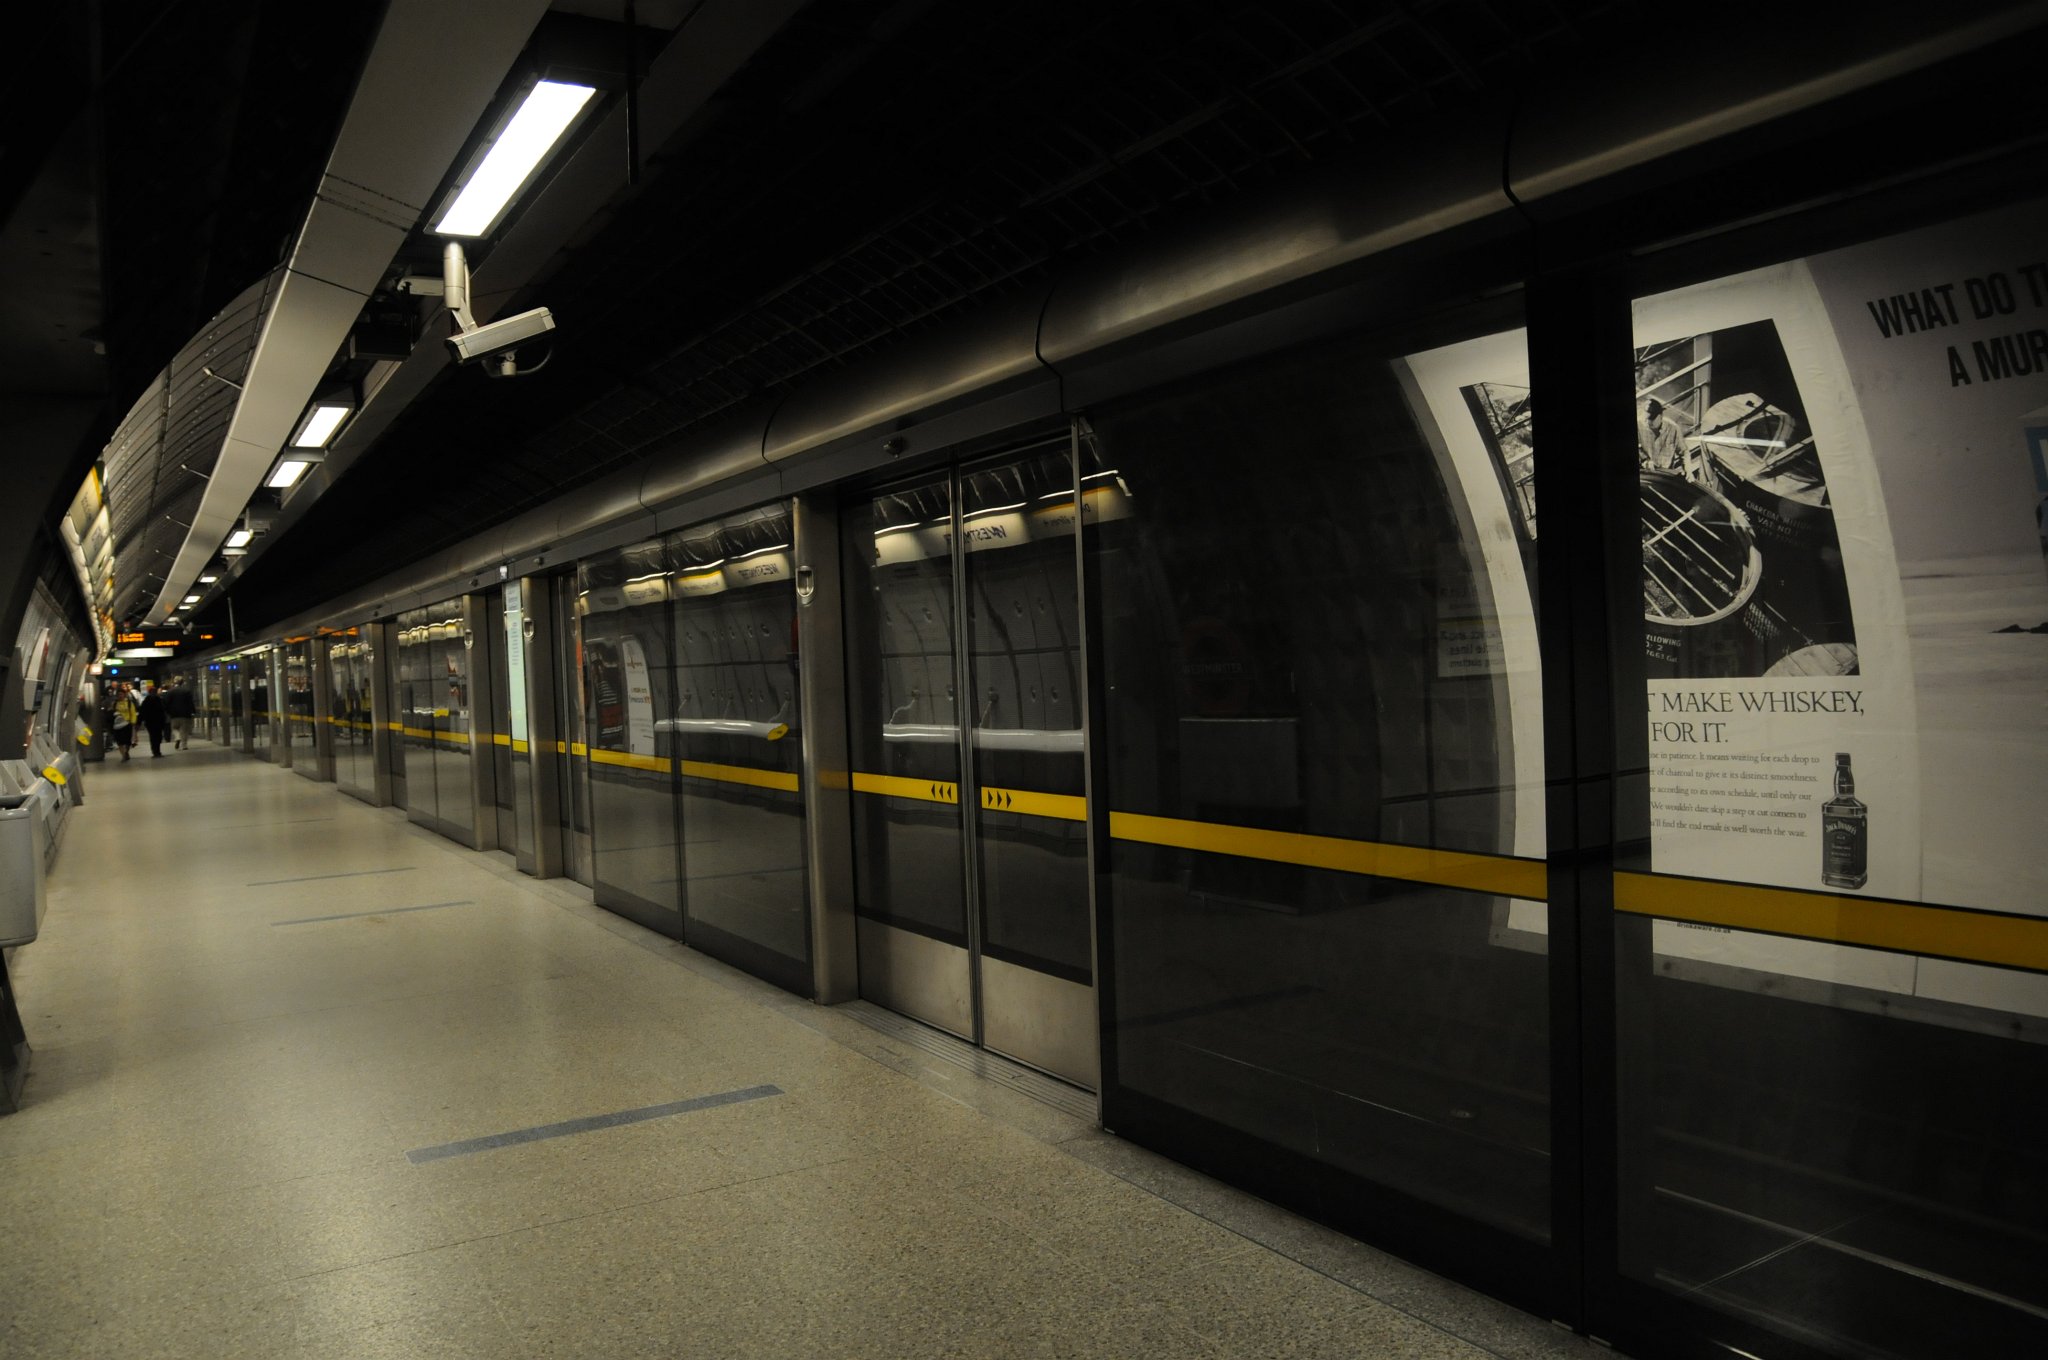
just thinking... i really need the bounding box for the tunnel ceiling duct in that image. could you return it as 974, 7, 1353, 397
1038, 109, 1513, 370
762, 292, 1054, 470
1505, 3, 2046, 214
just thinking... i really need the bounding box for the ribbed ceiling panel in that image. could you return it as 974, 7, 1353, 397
104, 269, 278, 620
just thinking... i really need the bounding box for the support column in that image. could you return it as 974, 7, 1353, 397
794, 494, 857, 1004
367, 622, 395, 806
461, 595, 498, 851
519, 576, 564, 879
311, 638, 335, 781
268, 648, 289, 768
237, 661, 256, 755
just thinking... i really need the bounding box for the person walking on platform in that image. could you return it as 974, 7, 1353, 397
166, 678, 195, 749
138, 682, 168, 758
111, 683, 138, 761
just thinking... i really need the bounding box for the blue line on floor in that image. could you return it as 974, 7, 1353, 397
405, 1085, 785, 1164
273, 900, 474, 926
248, 867, 415, 886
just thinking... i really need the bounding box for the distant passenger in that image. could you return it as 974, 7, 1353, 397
138, 682, 168, 759
167, 679, 196, 749
111, 684, 138, 761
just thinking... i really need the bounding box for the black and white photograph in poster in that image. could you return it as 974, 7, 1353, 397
1459, 324, 1865, 681
1401, 196, 2048, 1019
1634, 320, 1858, 680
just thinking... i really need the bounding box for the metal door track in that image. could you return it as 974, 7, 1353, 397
838, 1000, 1097, 1122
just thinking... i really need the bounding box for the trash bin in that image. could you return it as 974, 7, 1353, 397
0, 797, 46, 947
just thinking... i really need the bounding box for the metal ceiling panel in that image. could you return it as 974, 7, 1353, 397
642, 403, 778, 533
1507, 4, 2045, 212
1039, 110, 1511, 367
762, 292, 1051, 466
189, 271, 373, 573
103, 270, 276, 619
144, 0, 555, 623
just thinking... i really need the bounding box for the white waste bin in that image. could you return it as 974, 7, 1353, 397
0, 798, 46, 947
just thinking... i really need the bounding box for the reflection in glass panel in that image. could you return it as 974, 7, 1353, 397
486, 590, 527, 861
962, 444, 1090, 982
669, 504, 809, 989
1086, 316, 1548, 1237
327, 639, 351, 790
396, 608, 439, 827
580, 542, 681, 928
554, 572, 592, 885
331, 631, 375, 797
427, 606, 474, 842
249, 654, 272, 747
283, 639, 315, 762
1616, 203, 2048, 1357
844, 473, 968, 946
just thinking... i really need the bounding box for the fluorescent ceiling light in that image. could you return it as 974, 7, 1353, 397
267, 459, 312, 490
183, 595, 201, 605
199, 575, 218, 584
225, 528, 253, 549
290, 404, 351, 449
434, 81, 598, 237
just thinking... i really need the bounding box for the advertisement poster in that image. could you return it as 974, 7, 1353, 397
585, 637, 626, 749
1402, 196, 2048, 1017
504, 582, 528, 745
619, 635, 657, 757
1399, 333, 1547, 938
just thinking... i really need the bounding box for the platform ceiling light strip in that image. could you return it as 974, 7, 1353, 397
289, 403, 351, 449
225, 528, 253, 549
433, 80, 597, 237
266, 459, 313, 490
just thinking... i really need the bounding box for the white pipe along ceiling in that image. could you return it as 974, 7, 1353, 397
147, 0, 553, 624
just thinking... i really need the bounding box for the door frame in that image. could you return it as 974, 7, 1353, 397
842, 425, 1101, 1089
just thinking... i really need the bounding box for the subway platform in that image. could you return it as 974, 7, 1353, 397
1, 743, 1603, 1359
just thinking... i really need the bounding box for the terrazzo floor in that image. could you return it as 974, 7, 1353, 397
1, 741, 1616, 1358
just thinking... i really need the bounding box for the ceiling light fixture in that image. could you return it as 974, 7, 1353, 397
183, 595, 201, 605
433, 80, 598, 238
199, 574, 218, 584
267, 458, 313, 490
289, 402, 352, 449
225, 528, 253, 549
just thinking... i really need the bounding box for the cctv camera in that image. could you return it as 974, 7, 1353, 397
447, 306, 556, 366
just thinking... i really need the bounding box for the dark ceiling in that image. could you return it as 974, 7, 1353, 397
8, 0, 1641, 640
226, 0, 1631, 633
0, 1, 382, 407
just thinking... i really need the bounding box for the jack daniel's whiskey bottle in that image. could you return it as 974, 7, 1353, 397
1821, 752, 1868, 890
